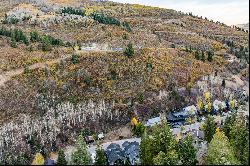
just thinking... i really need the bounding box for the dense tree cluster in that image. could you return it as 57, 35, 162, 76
2, 14, 19, 24
61, 7, 86, 17
0, 27, 67, 50
205, 131, 240, 165
0, 27, 29, 47
222, 112, 249, 165
223, 38, 249, 63
91, 12, 121, 26
90, 12, 132, 32
192, 49, 214, 62
0, 152, 31, 165
39, 35, 64, 51
2, 17, 19, 24
140, 121, 196, 165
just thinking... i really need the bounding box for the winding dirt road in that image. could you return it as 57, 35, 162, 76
0, 48, 117, 87
0, 54, 72, 87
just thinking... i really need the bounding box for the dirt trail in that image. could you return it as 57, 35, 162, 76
0, 49, 116, 87
0, 54, 72, 87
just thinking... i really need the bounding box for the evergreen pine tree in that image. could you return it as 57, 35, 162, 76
207, 51, 213, 62
95, 143, 107, 165
205, 131, 240, 165
71, 135, 92, 165
201, 51, 205, 62
178, 134, 197, 165
71, 54, 79, 64
140, 129, 154, 165
124, 43, 134, 58
229, 114, 249, 165
221, 79, 226, 88
56, 149, 67, 165
202, 115, 216, 143
140, 121, 180, 165
10, 31, 17, 48
195, 50, 200, 60
189, 45, 192, 52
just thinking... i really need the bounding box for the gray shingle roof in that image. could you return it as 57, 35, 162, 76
107, 143, 120, 150
44, 158, 55, 165
105, 141, 140, 165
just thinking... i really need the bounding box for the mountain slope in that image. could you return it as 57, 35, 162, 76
0, 0, 249, 160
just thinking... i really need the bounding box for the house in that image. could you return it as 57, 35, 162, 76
144, 117, 161, 127
191, 130, 204, 140
171, 121, 184, 128
85, 136, 95, 144
166, 105, 197, 123
172, 105, 197, 118
182, 129, 205, 148
166, 112, 185, 123
98, 133, 104, 140
105, 141, 140, 165
106, 143, 125, 165
44, 158, 55, 165
123, 142, 140, 165
213, 100, 226, 112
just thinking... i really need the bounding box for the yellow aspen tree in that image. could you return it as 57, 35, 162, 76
31, 153, 44, 165
131, 117, 138, 126
204, 92, 210, 101
229, 100, 235, 110
207, 102, 212, 113
197, 99, 203, 111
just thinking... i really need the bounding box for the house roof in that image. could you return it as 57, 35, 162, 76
124, 144, 139, 155
105, 141, 140, 165
122, 141, 130, 148
107, 151, 125, 165
98, 133, 104, 139
213, 100, 226, 111
44, 158, 55, 165
144, 117, 161, 127
167, 112, 185, 122
107, 143, 120, 150
191, 130, 204, 139
173, 105, 197, 117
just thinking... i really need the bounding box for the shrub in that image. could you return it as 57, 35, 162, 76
124, 43, 134, 58
132, 122, 145, 137
171, 43, 175, 48
122, 21, 132, 32
71, 54, 79, 64
91, 12, 121, 26
137, 92, 144, 104
62, 7, 86, 17
207, 50, 214, 62
30, 31, 40, 42
122, 33, 128, 40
